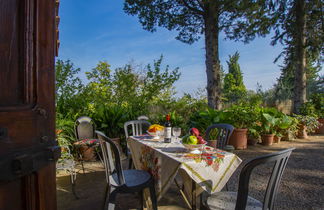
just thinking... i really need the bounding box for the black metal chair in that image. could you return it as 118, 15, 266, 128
205, 123, 235, 151
124, 120, 151, 169
203, 148, 295, 210
96, 131, 157, 210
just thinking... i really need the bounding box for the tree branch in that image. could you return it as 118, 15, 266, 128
180, 0, 204, 15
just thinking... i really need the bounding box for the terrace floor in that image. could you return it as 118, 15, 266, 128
57, 135, 324, 210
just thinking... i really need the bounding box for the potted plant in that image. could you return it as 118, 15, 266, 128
293, 114, 319, 139
223, 106, 256, 150
247, 128, 260, 145
273, 115, 293, 143
259, 113, 277, 146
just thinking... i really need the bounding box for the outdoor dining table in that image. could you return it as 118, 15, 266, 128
128, 135, 242, 209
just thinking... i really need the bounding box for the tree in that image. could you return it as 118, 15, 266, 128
84, 56, 180, 113
124, 0, 272, 109
270, 0, 324, 113
85, 61, 113, 105
55, 59, 84, 115
223, 52, 247, 103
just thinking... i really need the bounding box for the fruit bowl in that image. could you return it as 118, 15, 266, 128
147, 130, 163, 139
182, 142, 207, 152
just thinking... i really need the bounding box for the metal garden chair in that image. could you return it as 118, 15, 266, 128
202, 148, 295, 210
124, 120, 151, 169
56, 146, 78, 198
96, 131, 157, 210
74, 116, 101, 171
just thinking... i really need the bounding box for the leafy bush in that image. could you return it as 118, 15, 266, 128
293, 114, 320, 133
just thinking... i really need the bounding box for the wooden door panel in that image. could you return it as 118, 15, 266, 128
0, 0, 58, 210
0, 0, 35, 107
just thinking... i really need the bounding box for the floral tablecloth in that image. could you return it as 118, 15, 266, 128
128, 136, 242, 200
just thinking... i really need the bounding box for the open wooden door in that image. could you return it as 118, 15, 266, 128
0, 0, 60, 209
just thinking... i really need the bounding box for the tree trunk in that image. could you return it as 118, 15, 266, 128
293, 0, 307, 114
204, 3, 222, 109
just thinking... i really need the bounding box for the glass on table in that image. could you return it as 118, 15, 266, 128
172, 127, 181, 143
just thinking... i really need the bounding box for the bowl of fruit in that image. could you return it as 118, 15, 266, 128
182, 128, 207, 153
147, 124, 165, 138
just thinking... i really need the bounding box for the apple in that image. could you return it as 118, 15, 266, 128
190, 128, 200, 136
188, 135, 198, 145
197, 136, 206, 144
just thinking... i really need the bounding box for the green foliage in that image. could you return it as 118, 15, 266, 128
258, 113, 278, 135
92, 105, 135, 139
222, 105, 257, 129
299, 102, 317, 117
55, 60, 84, 116
85, 61, 113, 104
56, 114, 77, 158
189, 108, 222, 135
293, 114, 320, 133
309, 93, 324, 118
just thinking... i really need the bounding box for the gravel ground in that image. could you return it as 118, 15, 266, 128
229, 135, 324, 210
57, 135, 324, 210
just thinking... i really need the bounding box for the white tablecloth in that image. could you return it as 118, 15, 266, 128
128, 136, 242, 199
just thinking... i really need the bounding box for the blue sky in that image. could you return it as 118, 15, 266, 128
57, 0, 314, 96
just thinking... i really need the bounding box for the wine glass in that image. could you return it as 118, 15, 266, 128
172, 127, 181, 143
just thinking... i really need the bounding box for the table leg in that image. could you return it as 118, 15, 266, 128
191, 179, 196, 210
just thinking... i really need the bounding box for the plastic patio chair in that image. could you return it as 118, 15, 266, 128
202, 148, 295, 210
205, 123, 235, 151
124, 120, 151, 169
96, 131, 157, 210
137, 115, 149, 120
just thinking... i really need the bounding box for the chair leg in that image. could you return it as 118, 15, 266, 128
225, 183, 229, 191
102, 184, 111, 210
128, 157, 133, 169
70, 170, 79, 199
107, 189, 118, 210
139, 190, 144, 210
149, 179, 158, 210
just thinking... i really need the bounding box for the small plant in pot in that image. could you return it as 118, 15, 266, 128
273, 115, 293, 143
247, 128, 260, 145
259, 113, 277, 146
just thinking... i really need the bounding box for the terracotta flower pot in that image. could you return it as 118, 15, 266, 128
297, 124, 308, 139
229, 128, 248, 150
315, 118, 324, 134
273, 136, 282, 144
207, 140, 217, 148
261, 134, 274, 146
79, 145, 96, 161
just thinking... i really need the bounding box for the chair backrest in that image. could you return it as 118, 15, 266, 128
96, 131, 125, 186
124, 120, 151, 138
205, 124, 234, 149
75, 116, 96, 140
235, 148, 295, 210
137, 115, 149, 120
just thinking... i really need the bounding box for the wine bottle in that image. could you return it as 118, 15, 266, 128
164, 114, 172, 143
